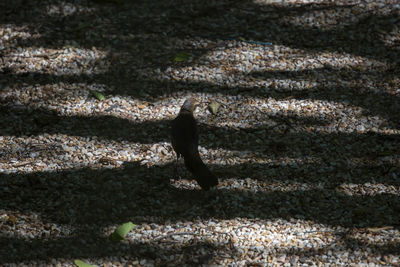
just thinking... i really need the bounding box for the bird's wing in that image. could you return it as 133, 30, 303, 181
171, 112, 198, 157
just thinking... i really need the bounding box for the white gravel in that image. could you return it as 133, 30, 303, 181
0, 0, 399, 266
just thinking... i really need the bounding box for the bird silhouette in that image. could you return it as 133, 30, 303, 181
171, 98, 218, 190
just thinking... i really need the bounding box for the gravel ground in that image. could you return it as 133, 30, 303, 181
1, 0, 400, 266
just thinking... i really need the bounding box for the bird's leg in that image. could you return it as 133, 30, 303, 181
174, 154, 182, 179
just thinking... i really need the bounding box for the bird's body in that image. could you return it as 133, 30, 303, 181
171, 99, 218, 190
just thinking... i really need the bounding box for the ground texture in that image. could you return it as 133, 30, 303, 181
0, 0, 400, 266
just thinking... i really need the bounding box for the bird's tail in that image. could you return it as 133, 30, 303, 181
184, 153, 218, 190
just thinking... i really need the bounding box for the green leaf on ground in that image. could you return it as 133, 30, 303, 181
74, 259, 97, 267
174, 52, 189, 62
112, 222, 137, 241
208, 100, 221, 115
90, 90, 105, 101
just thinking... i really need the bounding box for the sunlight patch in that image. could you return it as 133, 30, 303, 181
4, 47, 109, 75
46, 1, 97, 16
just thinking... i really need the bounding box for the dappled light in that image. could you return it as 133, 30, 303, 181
0, 0, 399, 265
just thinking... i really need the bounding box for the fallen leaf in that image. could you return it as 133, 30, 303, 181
208, 100, 221, 115
174, 52, 189, 62
74, 259, 97, 267
112, 222, 137, 241
90, 90, 105, 101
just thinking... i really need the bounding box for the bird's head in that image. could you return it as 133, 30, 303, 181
180, 98, 199, 113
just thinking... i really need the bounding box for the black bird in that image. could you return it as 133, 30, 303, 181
171, 98, 218, 190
